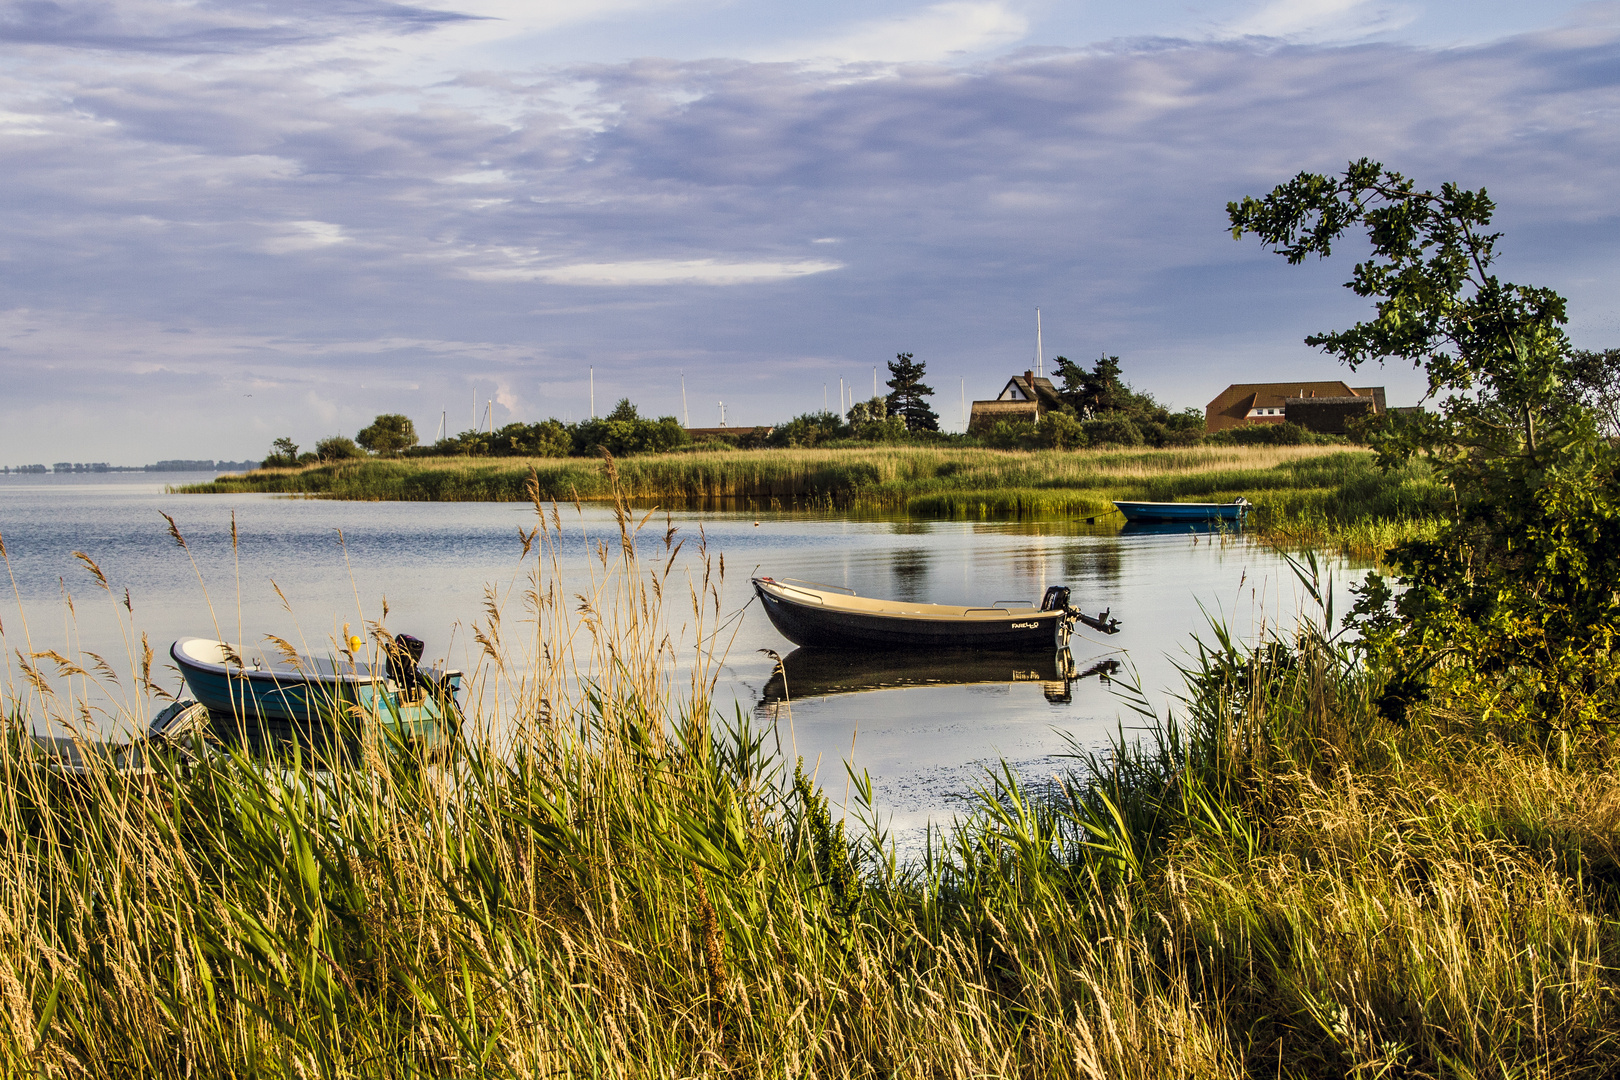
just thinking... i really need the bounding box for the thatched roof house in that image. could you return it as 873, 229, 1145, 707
968, 371, 1064, 432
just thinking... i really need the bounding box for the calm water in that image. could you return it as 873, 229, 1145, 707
0, 472, 1362, 837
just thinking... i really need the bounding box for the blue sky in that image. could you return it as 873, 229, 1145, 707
2, 0, 1618, 459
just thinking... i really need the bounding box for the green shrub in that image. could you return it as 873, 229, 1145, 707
315, 435, 365, 462
1081, 415, 1144, 447
1205, 421, 1343, 447
769, 410, 852, 448
1035, 411, 1087, 450
573, 400, 689, 457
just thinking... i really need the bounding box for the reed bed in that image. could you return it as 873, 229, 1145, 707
3, 492, 1610, 1077
185, 446, 1446, 558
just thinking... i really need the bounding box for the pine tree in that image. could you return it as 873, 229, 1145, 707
884, 353, 939, 432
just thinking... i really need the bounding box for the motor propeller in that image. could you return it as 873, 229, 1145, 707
1069, 606, 1121, 635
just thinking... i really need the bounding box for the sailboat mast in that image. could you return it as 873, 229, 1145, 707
1036, 307, 1043, 379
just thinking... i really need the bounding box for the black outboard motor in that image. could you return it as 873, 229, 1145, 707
386, 633, 426, 690
1040, 585, 1071, 611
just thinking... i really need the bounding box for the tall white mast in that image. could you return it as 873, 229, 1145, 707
873, 365, 877, 400
589, 366, 595, 418
1036, 307, 1043, 379
681, 372, 689, 427
839, 377, 845, 418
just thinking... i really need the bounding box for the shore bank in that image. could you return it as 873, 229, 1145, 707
180, 444, 1445, 557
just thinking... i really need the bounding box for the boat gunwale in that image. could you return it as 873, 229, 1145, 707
1111, 499, 1250, 510
172, 637, 381, 689
753, 577, 1054, 624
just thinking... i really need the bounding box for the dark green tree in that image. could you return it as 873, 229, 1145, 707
573, 399, 689, 457
1566, 348, 1620, 438
263, 437, 299, 468
884, 353, 938, 432
356, 414, 418, 456
1052, 354, 1128, 418
1230, 159, 1620, 726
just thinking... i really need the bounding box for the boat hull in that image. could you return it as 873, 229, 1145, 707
761, 646, 1120, 704
753, 579, 1069, 651
172, 638, 458, 745
1113, 499, 1249, 523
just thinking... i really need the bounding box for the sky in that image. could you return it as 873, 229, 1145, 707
2, 0, 1619, 461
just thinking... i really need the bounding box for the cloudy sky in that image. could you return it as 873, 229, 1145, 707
3, 0, 1618, 461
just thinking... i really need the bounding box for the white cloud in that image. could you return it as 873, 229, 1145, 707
764, 1, 1029, 64
1224, 0, 1418, 41
262, 221, 349, 254
464, 258, 845, 285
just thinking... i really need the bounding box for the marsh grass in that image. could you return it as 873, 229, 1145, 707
186, 445, 1446, 558
3, 493, 1613, 1076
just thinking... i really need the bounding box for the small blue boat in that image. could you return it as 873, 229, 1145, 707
1112, 497, 1250, 524
171, 635, 461, 745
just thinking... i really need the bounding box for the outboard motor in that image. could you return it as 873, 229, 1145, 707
1040, 585, 1071, 612
386, 634, 426, 690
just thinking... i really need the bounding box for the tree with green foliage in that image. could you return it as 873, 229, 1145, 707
848, 396, 906, 442
356, 414, 417, 456
262, 436, 299, 468
768, 410, 850, 448
884, 353, 938, 432
1566, 347, 1620, 439
1052, 354, 1128, 417
314, 435, 365, 462
1049, 353, 1203, 446
1231, 159, 1620, 728
572, 399, 689, 457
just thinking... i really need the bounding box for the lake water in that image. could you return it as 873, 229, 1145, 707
0, 472, 1363, 837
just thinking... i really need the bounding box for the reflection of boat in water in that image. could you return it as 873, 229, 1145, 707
752, 577, 1119, 651
172, 634, 460, 747
1113, 498, 1249, 524
761, 647, 1120, 706
1120, 519, 1237, 538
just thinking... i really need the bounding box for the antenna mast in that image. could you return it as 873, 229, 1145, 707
589, 366, 595, 419
681, 372, 689, 428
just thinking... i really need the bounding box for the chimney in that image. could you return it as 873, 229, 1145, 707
1024, 370, 1033, 382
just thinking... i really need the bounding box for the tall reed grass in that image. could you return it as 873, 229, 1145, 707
3, 490, 1610, 1077
188, 445, 1446, 559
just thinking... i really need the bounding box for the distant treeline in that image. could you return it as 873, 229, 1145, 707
2, 460, 260, 475
260, 362, 1359, 472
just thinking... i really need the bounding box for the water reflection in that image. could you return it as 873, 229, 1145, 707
888, 547, 929, 601
760, 647, 1122, 712
1062, 541, 1122, 584
1119, 520, 1241, 539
